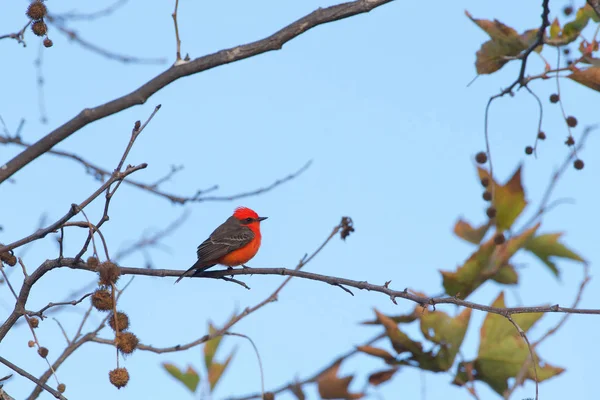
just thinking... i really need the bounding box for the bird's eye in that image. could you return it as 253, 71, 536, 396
244, 218, 253, 223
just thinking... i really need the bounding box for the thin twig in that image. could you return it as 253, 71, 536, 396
172, 0, 183, 62
26, 292, 94, 319
0, 21, 32, 46
225, 333, 265, 399
0, 357, 66, 400
505, 316, 538, 400
46, 17, 166, 64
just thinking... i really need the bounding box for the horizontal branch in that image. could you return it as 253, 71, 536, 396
20, 258, 600, 317
0, 0, 395, 183
0, 134, 311, 204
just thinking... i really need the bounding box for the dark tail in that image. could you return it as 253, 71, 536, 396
174, 261, 215, 284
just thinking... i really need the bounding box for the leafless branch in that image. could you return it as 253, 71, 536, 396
26, 292, 94, 319
0, 0, 395, 184
46, 16, 166, 64
225, 333, 265, 399
0, 357, 65, 400
0, 134, 311, 205
51, 0, 128, 21
0, 21, 32, 46
172, 0, 185, 62
0, 163, 146, 256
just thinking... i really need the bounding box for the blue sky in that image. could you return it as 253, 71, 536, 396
1, 0, 599, 399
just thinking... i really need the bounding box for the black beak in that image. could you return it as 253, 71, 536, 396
258, 216, 268, 222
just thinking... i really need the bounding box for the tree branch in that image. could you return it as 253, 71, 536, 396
0, 0, 394, 184
2, 257, 597, 346
0, 357, 66, 400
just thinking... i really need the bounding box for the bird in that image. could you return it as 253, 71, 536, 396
175, 207, 267, 283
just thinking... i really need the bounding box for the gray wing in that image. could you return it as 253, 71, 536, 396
196, 222, 255, 263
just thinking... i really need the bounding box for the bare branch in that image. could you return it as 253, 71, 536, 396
26, 292, 94, 319
0, 21, 32, 46
46, 16, 166, 65
51, 0, 128, 21
0, 135, 311, 205
0, 163, 147, 255
0, 357, 65, 400
0, 0, 395, 184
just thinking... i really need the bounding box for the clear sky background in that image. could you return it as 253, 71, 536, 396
1, 0, 599, 399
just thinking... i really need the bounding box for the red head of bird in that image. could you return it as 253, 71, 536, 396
232, 207, 268, 235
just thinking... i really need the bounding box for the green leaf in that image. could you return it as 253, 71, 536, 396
568, 67, 600, 92
419, 308, 472, 371
550, 17, 561, 38
208, 350, 235, 391
204, 322, 223, 370
441, 224, 538, 297
477, 166, 527, 231
491, 264, 519, 285
453, 219, 491, 244
472, 293, 563, 394
466, 11, 541, 74
525, 232, 586, 277
163, 363, 200, 393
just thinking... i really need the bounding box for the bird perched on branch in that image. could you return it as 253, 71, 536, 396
175, 207, 267, 283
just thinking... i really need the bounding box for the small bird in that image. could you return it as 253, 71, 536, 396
175, 207, 267, 283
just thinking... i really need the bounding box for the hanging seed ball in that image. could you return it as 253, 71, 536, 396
566, 116, 578, 127
486, 206, 497, 219
109, 312, 130, 332
482, 191, 492, 201
38, 347, 49, 358
481, 177, 490, 187
28, 340, 35, 348
43, 38, 53, 48
574, 159, 584, 170
98, 261, 120, 286
549, 94, 559, 103
109, 368, 130, 389
28, 317, 39, 328
565, 136, 575, 146
538, 131, 546, 140
87, 256, 99, 269
116, 332, 139, 355
525, 146, 533, 155
475, 152, 488, 164
31, 20, 48, 36
57, 383, 66, 393
92, 289, 114, 311
26, 1, 48, 20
